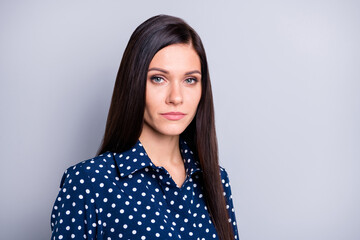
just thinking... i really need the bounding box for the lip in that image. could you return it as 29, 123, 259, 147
160, 112, 186, 121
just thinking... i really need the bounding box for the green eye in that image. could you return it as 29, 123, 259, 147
185, 78, 198, 84
151, 76, 164, 83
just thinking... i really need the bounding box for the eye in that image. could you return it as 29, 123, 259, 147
150, 76, 165, 84
184, 78, 198, 84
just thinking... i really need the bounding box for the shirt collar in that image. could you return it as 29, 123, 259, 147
112, 138, 201, 178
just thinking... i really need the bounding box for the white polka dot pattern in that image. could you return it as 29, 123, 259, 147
50, 139, 239, 239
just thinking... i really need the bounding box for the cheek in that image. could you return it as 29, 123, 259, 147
145, 88, 162, 111
193, 97, 201, 113
189, 88, 202, 111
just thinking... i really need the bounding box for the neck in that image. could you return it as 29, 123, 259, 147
139, 126, 182, 167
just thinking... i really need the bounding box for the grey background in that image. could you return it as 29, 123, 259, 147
0, 0, 359, 239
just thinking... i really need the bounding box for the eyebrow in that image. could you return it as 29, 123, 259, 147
148, 67, 201, 75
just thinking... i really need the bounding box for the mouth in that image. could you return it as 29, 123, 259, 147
160, 112, 186, 121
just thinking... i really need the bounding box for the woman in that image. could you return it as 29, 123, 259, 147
51, 15, 239, 240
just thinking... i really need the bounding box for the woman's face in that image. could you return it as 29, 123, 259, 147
142, 43, 202, 138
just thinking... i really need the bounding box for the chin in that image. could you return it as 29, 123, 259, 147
153, 122, 189, 136
159, 127, 187, 136
143, 118, 192, 138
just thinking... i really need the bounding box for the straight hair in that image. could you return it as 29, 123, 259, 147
97, 15, 234, 240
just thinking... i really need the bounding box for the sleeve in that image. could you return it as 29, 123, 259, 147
220, 167, 240, 240
50, 165, 100, 240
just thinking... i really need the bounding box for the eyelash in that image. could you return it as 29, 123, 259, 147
184, 78, 198, 84
150, 76, 198, 85
150, 76, 165, 83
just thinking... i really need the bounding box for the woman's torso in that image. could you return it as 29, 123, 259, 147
50, 140, 228, 240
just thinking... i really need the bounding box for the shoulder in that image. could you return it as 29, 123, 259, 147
219, 166, 233, 195
219, 166, 230, 182
59, 151, 116, 188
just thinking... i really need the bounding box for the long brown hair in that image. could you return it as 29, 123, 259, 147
97, 15, 234, 240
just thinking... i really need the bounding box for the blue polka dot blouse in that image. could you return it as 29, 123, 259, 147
51, 139, 239, 239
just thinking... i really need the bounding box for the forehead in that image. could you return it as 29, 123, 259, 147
149, 44, 201, 71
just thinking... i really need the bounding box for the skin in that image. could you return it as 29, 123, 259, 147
139, 43, 202, 188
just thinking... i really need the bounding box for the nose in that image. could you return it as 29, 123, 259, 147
166, 82, 183, 105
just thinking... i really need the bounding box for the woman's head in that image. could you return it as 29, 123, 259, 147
100, 14, 212, 151
143, 43, 202, 139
